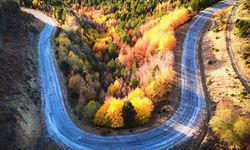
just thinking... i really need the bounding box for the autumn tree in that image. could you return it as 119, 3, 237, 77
209, 102, 250, 149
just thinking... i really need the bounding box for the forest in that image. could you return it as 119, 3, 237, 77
18, 0, 198, 128
17, 0, 220, 128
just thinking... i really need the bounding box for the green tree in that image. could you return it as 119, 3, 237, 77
107, 43, 117, 58
83, 100, 101, 119
122, 101, 136, 127
210, 106, 250, 149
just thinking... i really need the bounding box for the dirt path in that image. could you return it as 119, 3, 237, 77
225, 2, 250, 92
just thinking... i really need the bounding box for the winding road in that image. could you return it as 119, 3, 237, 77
23, 1, 234, 149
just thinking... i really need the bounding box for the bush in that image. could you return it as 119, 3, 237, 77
60, 60, 71, 76
83, 100, 101, 119
107, 59, 116, 71
209, 104, 250, 149
107, 80, 121, 96
190, 0, 220, 11
235, 19, 250, 37
66, 51, 84, 74
93, 102, 110, 126
107, 43, 117, 58
122, 101, 136, 127
94, 98, 124, 128
129, 77, 139, 88
130, 97, 154, 125
106, 99, 124, 128
75, 104, 85, 118
68, 74, 83, 94
242, 46, 250, 60
128, 88, 145, 100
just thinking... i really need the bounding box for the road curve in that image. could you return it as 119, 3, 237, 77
23, 1, 233, 149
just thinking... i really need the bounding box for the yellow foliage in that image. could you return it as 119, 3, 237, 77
106, 99, 124, 128
107, 80, 121, 96
145, 69, 175, 102
94, 97, 124, 128
130, 97, 154, 125
145, 80, 157, 98
119, 8, 190, 66
93, 42, 107, 53
128, 88, 145, 100
61, 14, 79, 31
32, 0, 39, 8
57, 33, 71, 47
93, 36, 112, 53
94, 15, 107, 24
93, 102, 110, 126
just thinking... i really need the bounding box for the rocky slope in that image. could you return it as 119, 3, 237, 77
0, 2, 44, 149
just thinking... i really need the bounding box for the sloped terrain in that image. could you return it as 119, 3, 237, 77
0, 3, 44, 149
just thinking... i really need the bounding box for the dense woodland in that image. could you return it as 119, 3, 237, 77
18, 0, 220, 127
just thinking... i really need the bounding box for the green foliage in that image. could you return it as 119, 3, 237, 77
242, 46, 250, 60
129, 77, 139, 88
75, 104, 85, 118
54, 7, 63, 20
107, 43, 117, 58
60, 60, 71, 76
190, 0, 220, 11
209, 106, 250, 149
107, 59, 116, 71
122, 101, 136, 128
235, 19, 250, 37
212, 25, 221, 32
83, 100, 101, 119
19, 0, 32, 7
241, 46, 250, 68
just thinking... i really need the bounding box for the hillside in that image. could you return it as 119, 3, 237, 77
0, 1, 44, 149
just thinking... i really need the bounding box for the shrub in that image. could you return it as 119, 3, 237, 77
94, 102, 110, 126
107, 43, 117, 58
242, 46, 250, 60
68, 74, 83, 94
107, 59, 116, 71
130, 97, 154, 125
145, 69, 174, 103
107, 80, 121, 96
128, 88, 145, 100
129, 77, 139, 88
235, 19, 250, 37
83, 100, 101, 119
60, 60, 71, 76
122, 101, 136, 127
66, 51, 84, 74
75, 104, 85, 118
94, 98, 124, 128
106, 99, 124, 128
209, 104, 250, 149
212, 25, 221, 32
79, 75, 100, 104
190, 0, 220, 11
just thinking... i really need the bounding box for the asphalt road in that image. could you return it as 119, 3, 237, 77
22, 1, 233, 149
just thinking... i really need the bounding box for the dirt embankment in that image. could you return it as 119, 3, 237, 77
0, 4, 44, 150
200, 3, 250, 148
